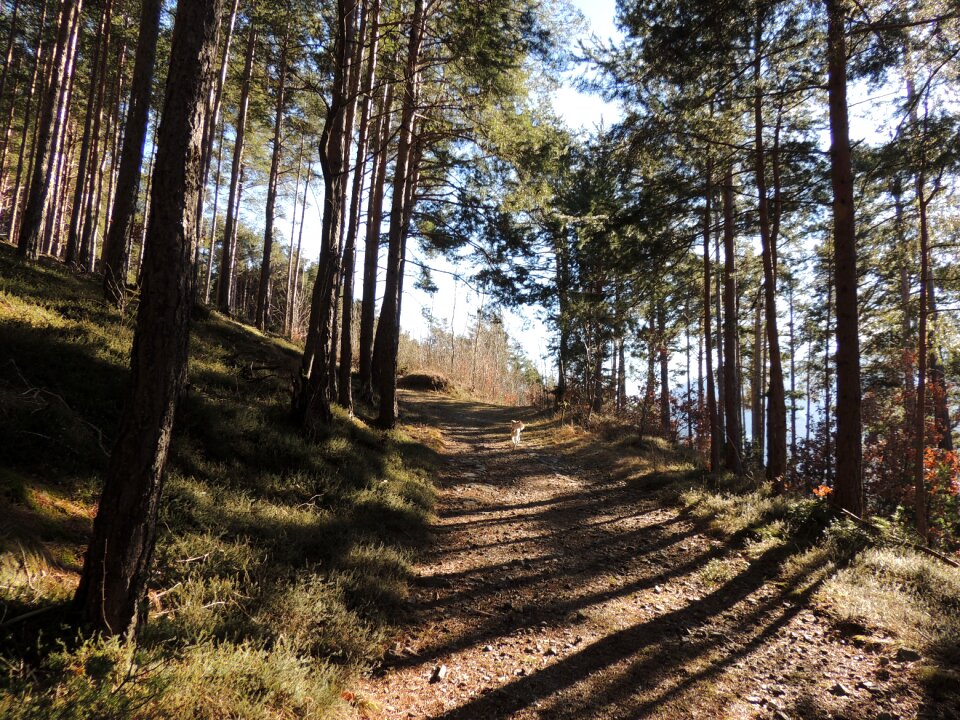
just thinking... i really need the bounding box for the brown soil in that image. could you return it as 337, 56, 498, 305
350, 392, 928, 720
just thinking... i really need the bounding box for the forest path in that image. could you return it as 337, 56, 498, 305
351, 391, 918, 720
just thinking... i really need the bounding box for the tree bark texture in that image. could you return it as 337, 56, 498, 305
826, 0, 863, 516
722, 165, 743, 473
216, 21, 256, 314
102, 0, 162, 303
74, 0, 223, 636
375, 0, 425, 429
17, 0, 83, 259
339, 0, 380, 410
296, 0, 358, 432
255, 30, 289, 330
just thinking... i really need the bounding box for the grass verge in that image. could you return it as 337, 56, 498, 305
676, 474, 960, 710
0, 245, 438, 719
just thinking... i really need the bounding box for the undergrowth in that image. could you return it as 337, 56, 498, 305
675, 471, 960, 704
0, 246, 438, 719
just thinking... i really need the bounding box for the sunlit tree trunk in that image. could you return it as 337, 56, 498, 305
339, 0, 380, 410
751, 295, 764, 464
375, 0, 425, 429
101, 0, 162, 304
0, 0, 22, 220
826, 0, 863, 516
284, 136, 304, 336
8, 0, 50, 242
658, 301, 670, 435
255, 30, 289, 330
217, 22, 256, 314
74, 0, 223, 636
17, 0, 83, 259
703, 169, 720, 474
357, 80, 393, 396
722, 164, 743, 473
297, 0, 359, 430
78, 0, 114, 269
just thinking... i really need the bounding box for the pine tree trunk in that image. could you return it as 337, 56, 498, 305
658, 301, 670, 435
788, 278, 797, 463
17, 0, 82, 259
752, 28, 788, 484
894, 182, 916, 444
50, 122, 77, 255
78, 0, 114, 269
913, 174, 930, 540
327, 0, 368, 403
0, 0, 22, 221
8, 0, 50, 243
826, 0, 863, 516
101, 0, 161, 304
40, 37, 79, 257
339, 0, 380, 410
196, 0, 240, 243
722, 164, 743, 473
255, 31, 289, 330
202, 119, 224, 303
374, 0, 424, 429
714, 221, 726, 456
927, 278, 951, 451
74, 0, 223, 637
703, 170, 720, 474
216, 22, 256, 314
285, 136, 304, 336
357, 79, 393, 396
296, 0, 359, 431
289, 162, 311, 334
618, 337, 626, 413
824, 262, 833, 483
62, 0, 100, 264
751, 294, 764, 463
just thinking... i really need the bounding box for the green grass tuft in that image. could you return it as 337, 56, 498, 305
0, 245, 437, 718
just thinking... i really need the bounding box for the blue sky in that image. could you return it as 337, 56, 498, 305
397, 0, 623, 382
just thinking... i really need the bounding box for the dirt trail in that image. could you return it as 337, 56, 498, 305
352, 392, 921, 719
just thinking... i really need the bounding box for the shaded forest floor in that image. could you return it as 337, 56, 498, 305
0, 245, 438, 718
0, 245, 957, 719
349, 394, 960, 720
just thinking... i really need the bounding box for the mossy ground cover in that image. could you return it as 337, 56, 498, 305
0, 245, 438, 719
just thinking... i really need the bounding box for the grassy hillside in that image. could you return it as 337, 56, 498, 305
0, 245, 438, 719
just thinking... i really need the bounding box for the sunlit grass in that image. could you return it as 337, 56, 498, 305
0, 247, 438, 718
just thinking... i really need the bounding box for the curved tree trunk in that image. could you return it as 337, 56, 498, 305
296, 0, 358, 431
375, 0, 426, 429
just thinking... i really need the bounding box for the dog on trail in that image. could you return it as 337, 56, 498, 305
510, 420, 525, 448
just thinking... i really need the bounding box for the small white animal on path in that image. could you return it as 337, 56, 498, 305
510, 420, 525, 448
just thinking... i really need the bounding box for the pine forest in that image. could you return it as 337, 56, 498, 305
0, 0, 958, 717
